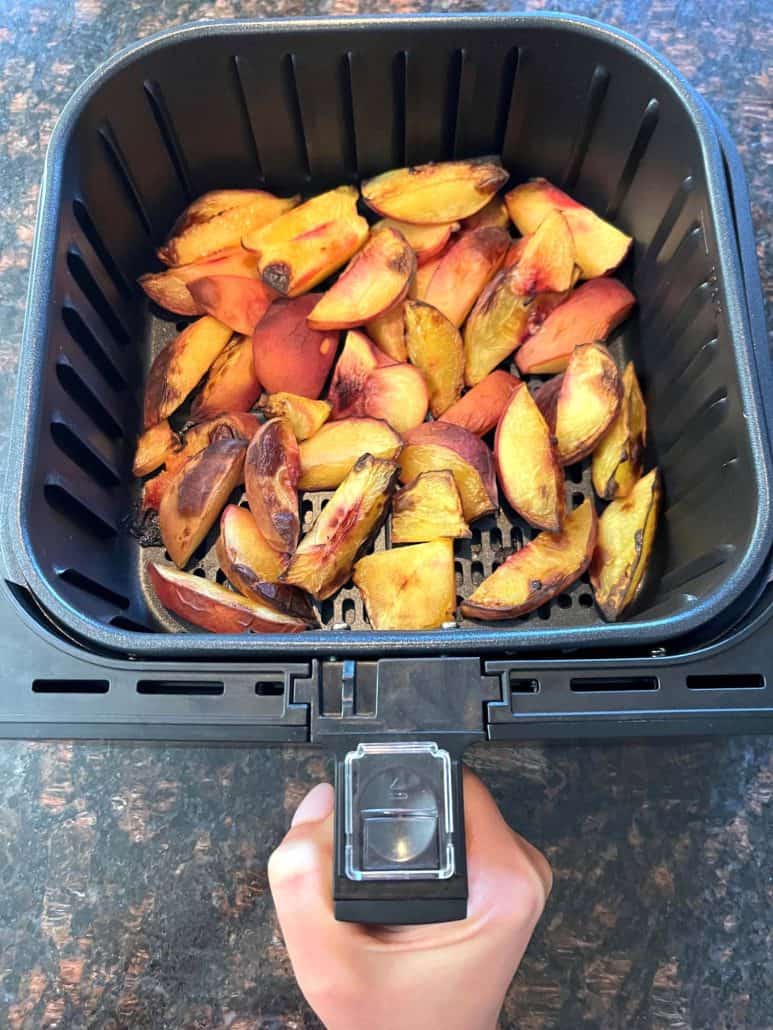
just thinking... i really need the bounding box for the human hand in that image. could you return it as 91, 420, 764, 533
268, 767, 552, 1030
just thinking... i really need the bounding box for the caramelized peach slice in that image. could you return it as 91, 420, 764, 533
404, 300, 464, 417
139, 247, 261, 316
252, 294, 339, 398
494, 381, 564, 532
243, 186, 369, 296
361, 159, 509, 224
366, 302, 407, 362
516, 278, 636, 374
148, 561, 312, 633
592, 362, 647, 500
186, 275, 276, 336
399, 422, 497, 522
284, 454, 399, 600
391, 470, 470, 544
536, 343, 622, 465
144, 316, 233, 427
591, 468, 661, 620
306, 226, 416, 330
503, 236, 529, 269
505, 178, 632, 279
463, 197, 510, 232
133, 420, 179, 477
159, 437, 247, 567
158, 190, 300, 267
244, 419, 300, 553
409, 251, 446, 301
354, 538, 456, 630
298, 417, 403, 491
422, 226, 509, 327
191, 335, 261, 420
461, 499, 596, 620
438, 371, 519, 437
259, 392, 331, 441
374, 218, 458, 264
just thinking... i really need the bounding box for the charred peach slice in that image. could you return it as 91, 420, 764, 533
133, 420, 179, 477
422, 226, 509, 327
159, 437, 247, 567
516, 278, 636, 374
243, 186, 369, 296
306, 226, 416, 331
191, 334, 261, 420
298, 417, 403, 491
366, 302, 407, 362
361, 159, 509, 224
505, 178, 632, 279
461, 499, 596, 620
158, 190, 300, 267
391, 470, 470, 544
259, 392, 331, 441
438, 371, 520, 437
374, 218, 459, 264
252, 294, 339, 399
592, 362, 647, 500
144, 316, 233, 427
494, 381, 564, 532
284, 454, 399, 600
186, 275, 276, 336
354, 538, 456, 630
399, 422, 498, 522
463, 197, 510, 232
148, 561, 312, 633
591, 468, 661, 620
139, 247, 261, 316
403, 300, 464, 417
244, 418, 300, 553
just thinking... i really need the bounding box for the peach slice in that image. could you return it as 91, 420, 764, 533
133, 420, 179, 477
536, 343, 623, 465
144, 315, 233, 427
461, 499, 596, 620
592, 362, 647, 500
284, 454, 399, 600
158, 190, 300, 267
366, 302, 407, 362
391, 470, 470, 544
463, 197, 510, 232
503, 236, 529, 269
505, 178, 632, 279
191, 334, 261, 420
259, 392, 331, 441
243, 185, 369, 296
139, 247, 261, 316
422, 226, 510, 327
516, 278, 636, 374
159, 436, 247, 567
244, 418, 300, 553
403, 300, 464, 417
361, 159, 509, 224
399, 421, 497, 522
353, 538, 456, 630
374, 218, 459, 264
409, 251, 446, 301
298, 417, 403, 491
252, 294, 339, 399
186, 275, 276, 336
591, 468, 661, 620
494, 381, 564, 532
438, 371, 520, 437
306, 226, 416, 330
148, 561, 313, 633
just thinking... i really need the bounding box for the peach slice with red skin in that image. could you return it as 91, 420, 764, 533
143, 316, 233, 428
409, 250, 446, 301
133, 420, 179, 477
191, 334, 261, 420
361, 159, 509, 224
259, 392, 331, 441
159, 436, 247, 567
505, 178, 632, 279
592, 362, 647, 500
516, 278, 636, 374
438, 371, 520, 437
399, 421, 498, 522
461, 499, 597, 620
306, 226, 416, 331
284, 454, 399, 600
374, 218, 459, 264
403, 300, 464, 417
298, 417, 403, 491
422, 226, 510, 328
366, 302, 407, 363
187, 275, 276, 336
494, 381, 564, 532
354, 538, 456, 630
463, 197, 511, 232
391, 470, 470, 545
148, 561, 313, 634
252, 294, 339, 399
503, 236, 529, 269
139, 247, 261, 316
244, 418, 300, 554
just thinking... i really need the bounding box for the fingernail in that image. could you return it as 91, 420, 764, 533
291, 782, 335, 827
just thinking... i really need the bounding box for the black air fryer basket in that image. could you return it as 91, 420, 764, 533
2, 14, 772, 923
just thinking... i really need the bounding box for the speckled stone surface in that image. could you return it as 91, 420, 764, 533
0, 1, 771, 1028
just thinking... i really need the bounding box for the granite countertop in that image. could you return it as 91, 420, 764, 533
0, 1, 771, 1028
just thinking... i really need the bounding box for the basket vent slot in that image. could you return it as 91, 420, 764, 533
570, 677, 659, 692
686, 674, 764, 690
111, 615, 155, 632
72, 199, 133, 299
644, 174, 694, 265
98, 122, 154, 234
142, 81, 193, 200
66, 249, 130, 347
50, 421, 120, 488
137, 680, 224, 695
44, 483, 117, 539
659, 544, 734, 593
61, 307, 127, 392
55, 360, 123, 440
508, 674, 539, 694
58, 568, 130, 609
231, 56, 263, 180
563, 63, 610, 190
282, 54, 312, 181
255, 680, 284, 696
33, 679, 109, 694
606, 98, 659, 220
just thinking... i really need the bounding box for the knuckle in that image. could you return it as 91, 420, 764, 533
267, 832, 322, 892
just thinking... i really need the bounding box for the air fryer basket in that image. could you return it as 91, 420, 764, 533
5, 13, 772, 659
